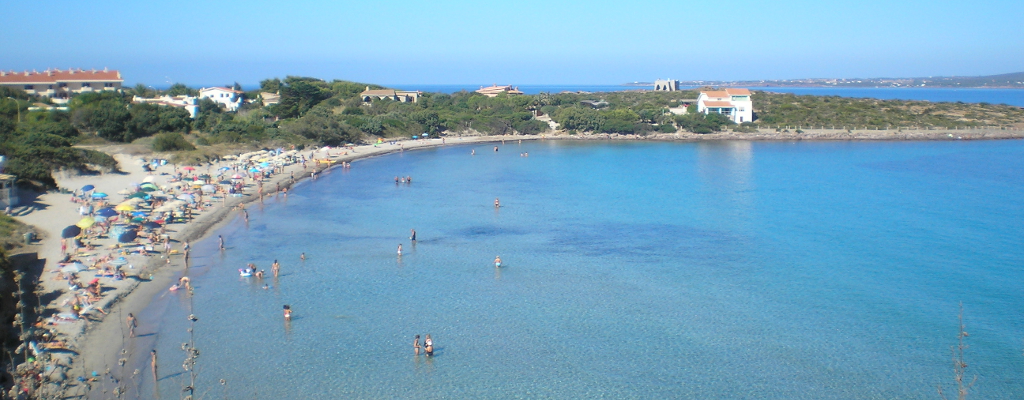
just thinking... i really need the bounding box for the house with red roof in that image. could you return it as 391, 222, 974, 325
0, 68, 123, 103
696, 88, 753, 123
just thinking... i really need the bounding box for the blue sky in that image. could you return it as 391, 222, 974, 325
2, 0, 1022, 85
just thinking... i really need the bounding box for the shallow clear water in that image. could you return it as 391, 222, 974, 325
141, 140, 1024, 399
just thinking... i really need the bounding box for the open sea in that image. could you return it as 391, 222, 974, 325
139, 139, 1024, 399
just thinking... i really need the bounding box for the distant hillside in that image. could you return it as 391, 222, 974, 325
674, 72, 1024, 89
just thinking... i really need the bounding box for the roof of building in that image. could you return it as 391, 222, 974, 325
362, 89, 397, 96
0, 68, 122, 84
260, 92, 280, 99
200, 87, 244, 94
701, 88, 751, 98
476, 85, 523, 95
703, 101, 736, 107
0, 174, 16, 181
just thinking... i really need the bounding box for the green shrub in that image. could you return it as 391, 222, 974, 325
152, 132, 196, 152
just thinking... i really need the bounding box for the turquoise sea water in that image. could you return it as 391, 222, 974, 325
140, 140, 1024, 398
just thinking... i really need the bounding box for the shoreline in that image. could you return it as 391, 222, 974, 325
16, 129, 1024, 396
22, 135, 534, 397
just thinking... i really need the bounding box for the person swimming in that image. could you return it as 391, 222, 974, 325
494, 256, 502, 267
300, 252, 306, 261
494, 198, 500, 208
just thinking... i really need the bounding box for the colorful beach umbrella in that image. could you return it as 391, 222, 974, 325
201, 184, 216, 193
97, 208, 117, 217
128, 192, 149, 200
76, 217, 96, 228
131, 211, 149, 217
81, 185, 95, 192
91, 192, 108, 198
182, 166, 196, 171
61, 226, 82, 238
118, 231, 138, 243
115, 203, 135, 212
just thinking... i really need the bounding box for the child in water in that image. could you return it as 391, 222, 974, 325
283, 305, 292, 320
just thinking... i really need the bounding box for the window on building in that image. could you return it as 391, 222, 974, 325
59, 82, 67, 87
24, 85, 32, 90
82, 83, 91, 88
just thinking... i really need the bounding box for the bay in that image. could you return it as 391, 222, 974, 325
142, 140, 1024, 399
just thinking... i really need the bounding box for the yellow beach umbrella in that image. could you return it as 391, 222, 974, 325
76, 216, 96, 228
115, 203, 135, 212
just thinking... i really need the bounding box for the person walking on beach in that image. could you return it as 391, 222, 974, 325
414, 335, 422, 355
127, 313, 138, 338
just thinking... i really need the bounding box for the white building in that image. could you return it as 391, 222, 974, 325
199, 87, 244, 112
132, 95, 200, 118
696, 88, 753, 123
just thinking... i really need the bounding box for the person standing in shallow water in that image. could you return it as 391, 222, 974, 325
424, 334, 434, 356
272, 260, 280, 277
283, 305, 292, 320
397, 244, 403, 256
410, 229, 416, 242
414, 335, 422, 355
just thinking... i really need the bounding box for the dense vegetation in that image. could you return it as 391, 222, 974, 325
0, 88, 118, 187
753, 92, 1024, 129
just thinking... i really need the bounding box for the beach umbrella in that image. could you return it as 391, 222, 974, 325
130, 217, 145, 223
218, 180, 231, 185
128, 192, 149, 200
198, 174, 211, 179
142, 176, 156, 183
182, 166, 196, 171
97, 208, 118, 217
131, 211, 149, 217
61, 263, 86, 273
94, 215, 107, 223
140, 183, 158, 190
219, 166, 231, 171
118, 231, 138, 243
140, 186, 157, 192
259, 162, 270, 168
81, 185, 95, 192
76, 217, 96, 228
61, 226, 82, 238
201, 184, 216, 193
248, 168, 259, 173
141, 221, 161, 230
115, 203, 135, 212
110, 257, 128, 266
91, 192, 108, 198
231, 174, 243, 179
176, 194, 194, 201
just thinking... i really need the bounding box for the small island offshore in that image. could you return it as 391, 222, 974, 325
0, 70, 1022, 397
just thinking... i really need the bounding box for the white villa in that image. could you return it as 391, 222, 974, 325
199, 87, 244, 111
0, 68, 123, 103
696, 88, 753, 123
132, 95, 200, 118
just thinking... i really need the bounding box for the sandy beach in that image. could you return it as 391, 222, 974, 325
8, 134, 543, 397
8, 126, 1023, 397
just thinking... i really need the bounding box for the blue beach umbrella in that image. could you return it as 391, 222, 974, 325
91, 192, 108, 198
97, 208, 118, 217
131, 211, 149, 217
81, 185, 95, 192
118, 231, 138, 243
61, 226, 82, 238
